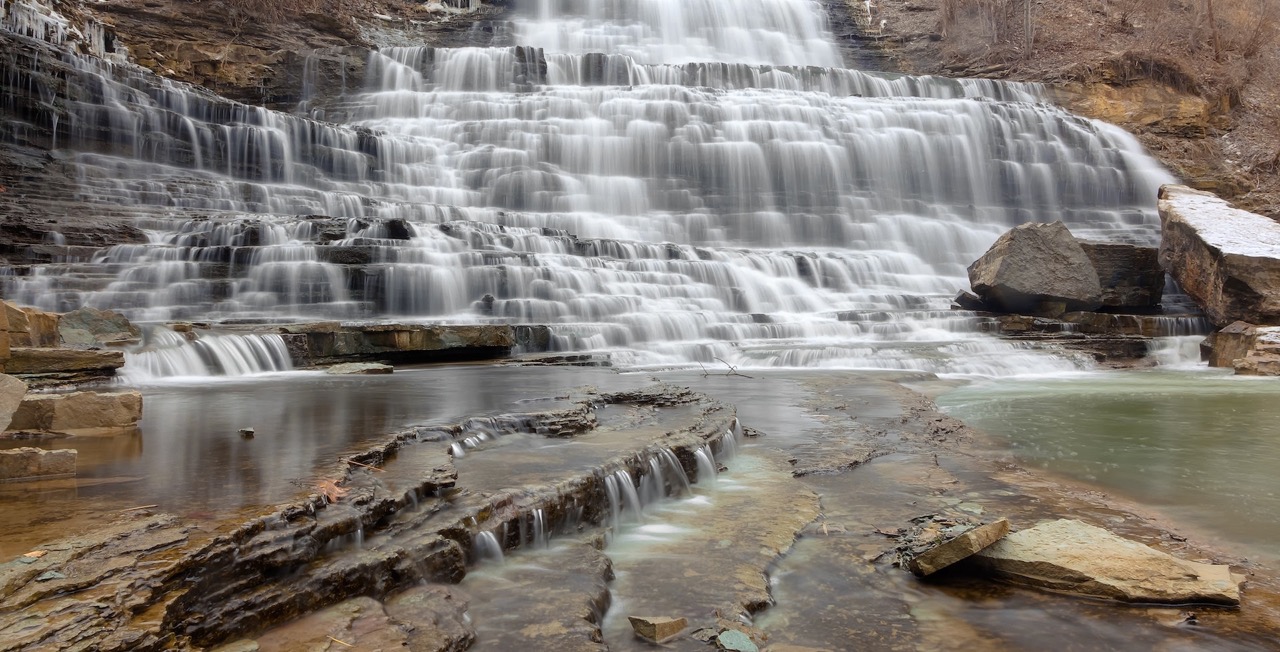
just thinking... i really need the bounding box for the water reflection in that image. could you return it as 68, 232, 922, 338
937, 369, 1280, 563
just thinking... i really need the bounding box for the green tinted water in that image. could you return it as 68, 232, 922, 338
937, 368, 1280, 563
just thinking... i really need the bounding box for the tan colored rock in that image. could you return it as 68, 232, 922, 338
1200, 321, 1280, 375
908, 518, 1010, 577
0, 301, 10, 368
1158, 185, 1280, 327
628, 616, 688, 643
974, 519, 1242, 605
9, 390, 143, 432
4, 347, 125, 374
0, 374, 28, 431
0, 447, 76, 482
3, 302, 31, 347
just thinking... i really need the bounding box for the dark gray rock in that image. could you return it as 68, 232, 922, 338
968, 222, 1102, 315
1078, 241, 1164, 308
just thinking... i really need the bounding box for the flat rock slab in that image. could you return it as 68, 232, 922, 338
908, 518, 1009, 577
4, 347, 125, 374
975, 519, 1242, 605
628, 615, 687, 642
325, 362, 393, 375
0, 447, 76, 482
9, 390, 142, 432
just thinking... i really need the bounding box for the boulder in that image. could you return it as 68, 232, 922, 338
628, 616, 687, 643
1078, 241, 1164, 308
968, 222, 1103, 315
974, 519, 1242, 605
3, 302, 61, 348
8, 390, 143, 432
325, 362, 394, 375
1158, 184, 1280, 327
1200, 321, 1280, 375
57, 307, 141, 346
907, 518, 1009, 577
0, 374, 28, 431
951, 290, 987, 311
0, 447, 76, 482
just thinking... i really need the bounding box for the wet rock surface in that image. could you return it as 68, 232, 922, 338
8, 390, 142, 433
975, 519, 1244, 605
906, 518, 1010, 577
0, 374, 26, 431
0, 447, 76, 482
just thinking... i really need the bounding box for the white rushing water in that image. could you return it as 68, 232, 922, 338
1, 0, 1181, 376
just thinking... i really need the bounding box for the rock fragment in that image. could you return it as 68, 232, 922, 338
628, 615, 688, 643
907, 518, 1010, 577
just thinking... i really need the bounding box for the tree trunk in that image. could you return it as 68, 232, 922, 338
1207, 0, 1222, 62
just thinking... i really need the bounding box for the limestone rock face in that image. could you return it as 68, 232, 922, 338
968, 222, 1103, 315
1158, 185, 1280, 327
1078, 241, 1164, 308
975, 519, 1242, 605
0, 374, 27, 431
1201, 321, 1280, 375
907, 518, 1010, 577
4, 302, 61, 348
9, 390, 143, 432
0, 447, 76, 481
58, 307, 141, 346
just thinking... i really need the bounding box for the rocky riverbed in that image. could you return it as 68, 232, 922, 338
3, 366, 1279, 651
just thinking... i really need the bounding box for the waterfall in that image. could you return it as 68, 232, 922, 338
120, 329, 294, 381
0, 0, 1178, 377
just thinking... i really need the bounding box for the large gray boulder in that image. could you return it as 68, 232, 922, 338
1159, 184, 1280, 327
974, 519, 1242, 605
968, 222, 1103, 315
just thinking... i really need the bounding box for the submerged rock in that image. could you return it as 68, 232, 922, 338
0, 447, 76, 481
325, 362, 394, 375
628, 615, 688, 643
968, 222, 1103, 316
716, 629, 759, 652
907, 518, 1010, 577
974, 519, 1243, 604
1158, 184, 1280, 327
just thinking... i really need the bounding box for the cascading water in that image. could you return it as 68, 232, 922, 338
0, 0, 1179, 376
120, 328, 294, 382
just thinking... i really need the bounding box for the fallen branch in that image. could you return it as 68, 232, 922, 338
118, 504, 159, 512
327, 635, 354, 647
713, 357, 754, 378
345, 458, 384, 472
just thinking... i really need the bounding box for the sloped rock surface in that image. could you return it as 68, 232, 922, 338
974, 519, 1242, 605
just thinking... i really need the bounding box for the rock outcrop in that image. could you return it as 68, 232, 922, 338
8, 390, 143, 433
967, 222, 1103, 315
1200, 321, 1280, 375
1078, 241, 1165, 309
1158, 185, 1280, 327
974, 519, 1243, 605
57, 307, 141, 346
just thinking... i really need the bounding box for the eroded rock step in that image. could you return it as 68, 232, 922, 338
0, 385, 734, 651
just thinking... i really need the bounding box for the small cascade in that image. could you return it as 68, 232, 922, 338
658, 448, 692, 496
604, 468, 645, 530
695, 446, 718, 482
1149, 336, 1208, 368
472, 530, 506, 564
120, 329, 294, 381
530, 508, 549, 549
